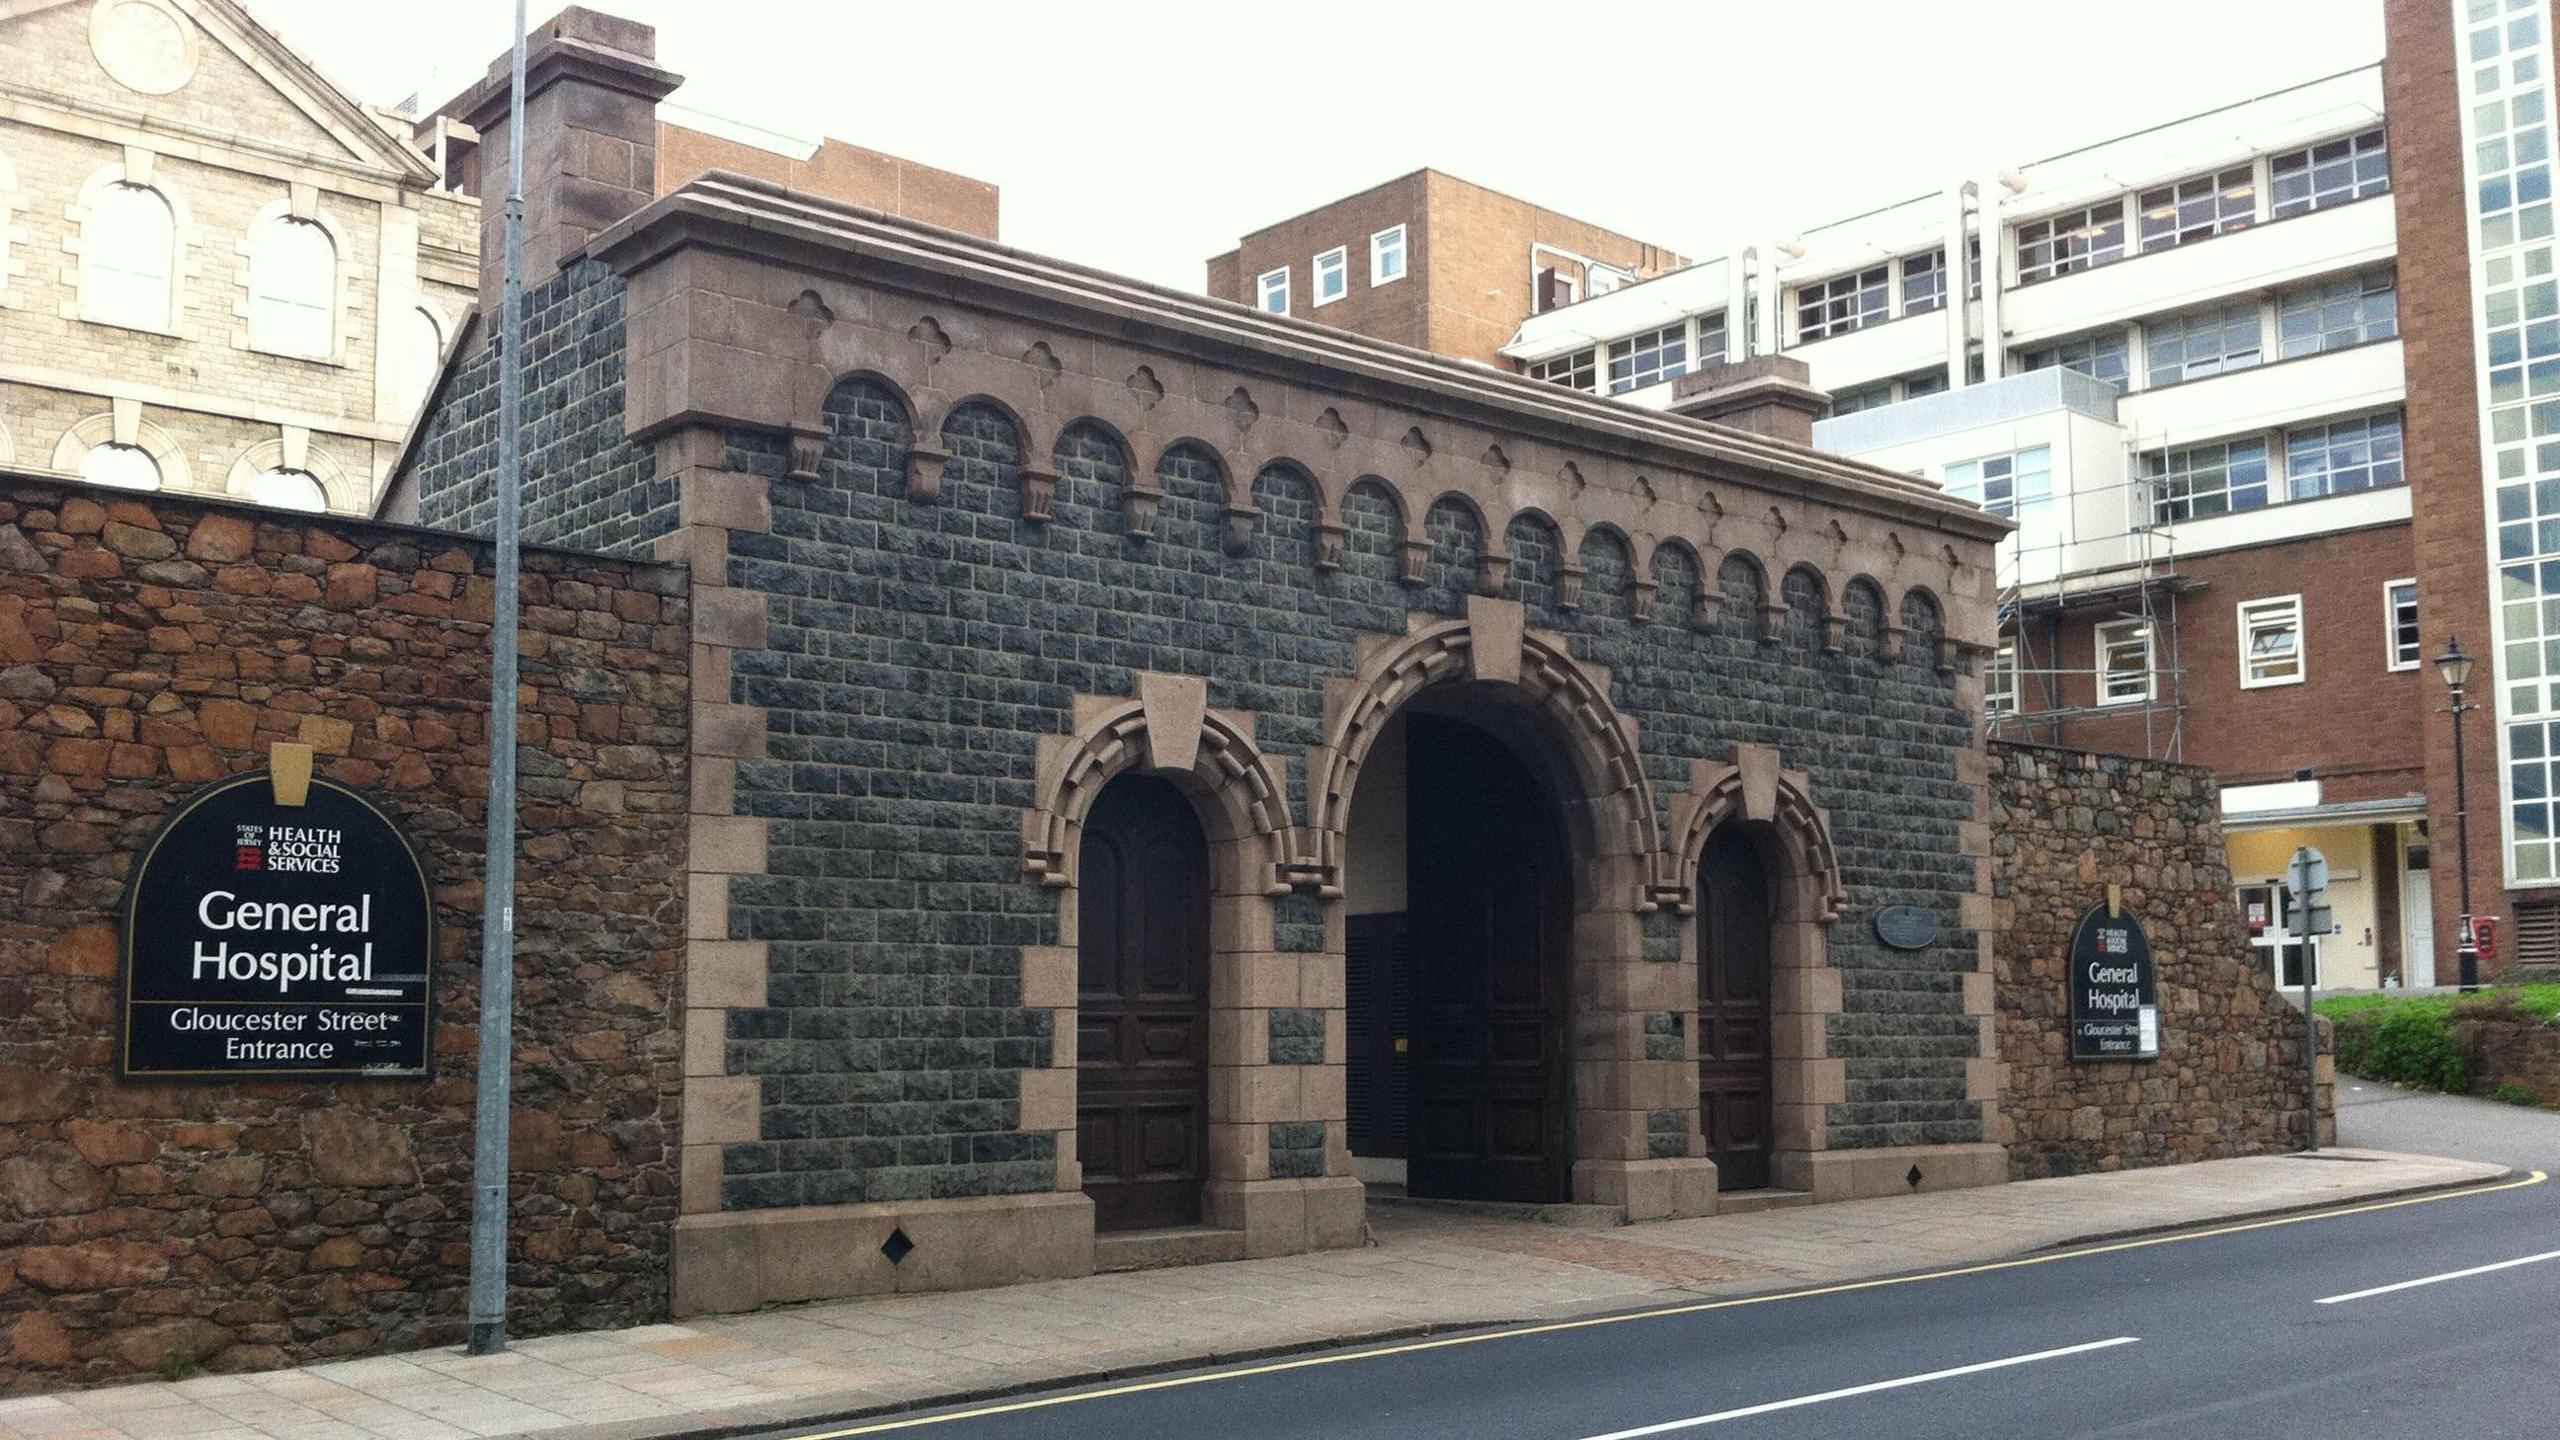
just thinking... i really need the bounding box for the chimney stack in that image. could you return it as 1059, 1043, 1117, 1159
1669, 355, 1831, 448
442, 6, 682, 306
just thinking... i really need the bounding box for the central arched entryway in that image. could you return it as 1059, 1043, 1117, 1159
1077, 773, 1212, 1231
1697, 826, 1776, 1191
1345, 698, 1574, 1204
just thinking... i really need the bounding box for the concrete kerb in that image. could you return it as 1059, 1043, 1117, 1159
481, 1161, 2532, 1440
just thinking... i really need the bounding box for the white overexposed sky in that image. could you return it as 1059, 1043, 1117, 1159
253, 0, 2386, 292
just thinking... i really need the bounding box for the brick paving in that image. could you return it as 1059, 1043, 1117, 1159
0, 1149, 2505, 1440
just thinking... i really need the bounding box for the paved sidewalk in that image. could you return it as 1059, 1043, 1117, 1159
0, 1148, 2509, 1440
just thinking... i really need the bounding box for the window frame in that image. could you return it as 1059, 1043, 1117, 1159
2238, 594, 2307, 689
2276, 269, 2398, 358
2283, 410, 2406, 500
2095, 619, 2156, 706
1369, 225, 1407, 286
2145, 436, 2273, 524
1606, 323, 1689, 395
1942, 445, 2054, 520
2014, 201, 2129, 285
1901, 249, 1946, 316
1529, 348, 1596, 391
1794, 264, 1891, 342
2270, 128, 2391, 218
1986, 643, 2019, 719
2136, 165, 2260, 252
247, 210, 338, 360
1311, 246, 1348, 308
83, 178, 178, 334
2385, 577, 2421, 673
2019, 329, 2130, 392
2143, 301, 2266, 387
1256, 266, 1289, 315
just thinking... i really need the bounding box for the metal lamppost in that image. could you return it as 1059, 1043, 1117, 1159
2437, 636, 2480, 994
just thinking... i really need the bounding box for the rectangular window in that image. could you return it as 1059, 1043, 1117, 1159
2097, 620, 2155, 705
1987, 644, 2019, 718
2385, 578, 2421, 671
2146, 437, 2272, 524
2019, 330, 2131, 392
1313, 247, 1347, 306
1828, 382, 1894, 416
1942, 446, 2054, 520
2144, 302, 2264, 386
1607, 324, 1689, 394
2239, 595, 2306, 688
2015, 202, 2127, 284
1904, 369, 1950, 399
1257, 267, 1289, 315
2285, 411, 2406, 499
2137, 166, 2258, 250
1795, 265, 1891, 341
1370, 225, 1407, 285
1695, 310, 1729, 364
1529, 348, 1596, 391
2271, 129, 2391, 217
1902, 250, 1947, 315
2277, 270, 2398, 357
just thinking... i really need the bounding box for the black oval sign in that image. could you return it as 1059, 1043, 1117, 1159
1873, 905, 1939, 951
120, 771, 434, 1079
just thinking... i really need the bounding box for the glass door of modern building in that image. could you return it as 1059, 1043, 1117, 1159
2239, 882, 2319, 987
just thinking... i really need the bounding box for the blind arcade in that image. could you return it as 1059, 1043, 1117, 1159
2067, 896, 2160, 1063
120, 757, 435, 1078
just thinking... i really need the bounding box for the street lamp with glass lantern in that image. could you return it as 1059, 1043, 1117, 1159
2437, 636, 2480, 993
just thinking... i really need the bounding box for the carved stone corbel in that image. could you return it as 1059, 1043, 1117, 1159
1314, 522, 1347, 573
1821, 614, 1848, 655
1398, 537, 1431, 587
787, 426, 825, 481
1555, 563, 1586, 613
1124, 486, 1162, 540
1018, 466, 1059, 523
1475, 551, 1513, 599
1221, 506, 1260, 557
1758, 600, 1788, 644
1629, 578, 1658, 625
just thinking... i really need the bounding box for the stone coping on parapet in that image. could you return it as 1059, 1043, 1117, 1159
580, 173, 2015, 547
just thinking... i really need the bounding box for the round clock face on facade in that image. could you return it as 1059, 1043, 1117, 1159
91, 0, 200, 97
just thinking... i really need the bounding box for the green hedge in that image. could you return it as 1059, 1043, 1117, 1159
2318, 985, 2560, 1094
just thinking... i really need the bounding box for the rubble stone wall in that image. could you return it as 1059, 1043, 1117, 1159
1989, 741, 2331, 1178
0, 474, 691, 1392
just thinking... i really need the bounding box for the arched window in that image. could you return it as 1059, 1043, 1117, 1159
249, 213, 335, 357
398, 305, 445, 405
247, 467, 327, 512
87, 182, 175, 330
81, 442, 162, 491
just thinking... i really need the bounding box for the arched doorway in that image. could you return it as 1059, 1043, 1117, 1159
1697, 826, 1775, 1191
1346, 702, 1573, 1204
1077, 774, 1211, 1231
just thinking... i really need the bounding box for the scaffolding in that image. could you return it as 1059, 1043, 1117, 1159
1981, 426, 2193, 760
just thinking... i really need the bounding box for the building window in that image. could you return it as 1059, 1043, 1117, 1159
1904, 369, 1949, 399
2096, 620, 2155, 705
2144, 302, 2264, 386
2015, 203, 2127, 284
1694, 309, 1729, 364
1312, 246, 1347, 307
1828, 382, 1893, 416
248, 467, 328, 512
2271, 129, 2390, 217
80, 442, 161, 491
1902, 249, 1946, 315
2276, 270, 2398, 357
2516, 723, 2560, 883
1795, 265, 1890, 342
399, 305, 445, 406
1987, 644, 2019, 718
1943, 446, 2053, 520
1370, 225, 1406, 285
1607, 324, 1688, 394
1529, 348, 1596, 391
2146, 437, 2271, 523
2238, 595, 2306, 688
85, 181, 176, 331
2019, 330, 2130, 392
2285, 411, 2405, 499
1257, 267, 1289, 315
248, 212, 336, 358
2137, 166, 2258, 250
2385, 578, 2420, 672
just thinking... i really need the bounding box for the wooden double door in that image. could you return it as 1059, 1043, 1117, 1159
1404, 715, 1572, 1204
1696, 828, 1775, 1191
1077, 775, 1211, 1232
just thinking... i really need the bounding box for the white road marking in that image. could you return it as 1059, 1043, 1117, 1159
1572, 1336, 2142, 1438
2314, 1249, 2560, 1305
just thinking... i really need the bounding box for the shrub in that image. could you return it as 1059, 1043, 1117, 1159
2492, 1082, 2545, 1107
2332, 1004, 2470, 1093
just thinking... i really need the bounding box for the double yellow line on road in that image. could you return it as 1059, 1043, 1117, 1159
794, 1169, 2549, 1437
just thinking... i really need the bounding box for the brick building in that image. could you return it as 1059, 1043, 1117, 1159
399, 7, 2019, 1311
1204, 170, 1684, 365
0, 0, 479, 517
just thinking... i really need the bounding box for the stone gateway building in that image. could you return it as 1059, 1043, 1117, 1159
391, 11, 2015, 1312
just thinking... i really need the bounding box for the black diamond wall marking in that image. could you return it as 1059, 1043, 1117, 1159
881, 1227, 915, 1265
